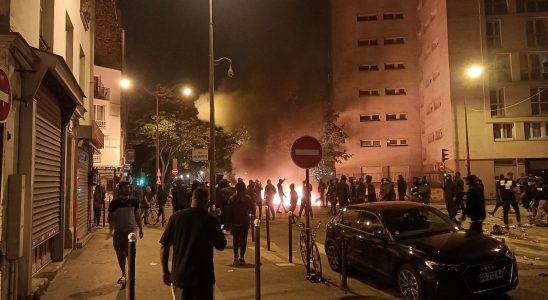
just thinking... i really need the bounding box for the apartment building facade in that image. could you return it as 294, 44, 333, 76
331, 0, 548, 198
0, 0, 103, 298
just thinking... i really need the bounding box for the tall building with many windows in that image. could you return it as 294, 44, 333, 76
331, 0, 548, 198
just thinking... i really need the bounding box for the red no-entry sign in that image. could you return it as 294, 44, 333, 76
291, 136, 323, 169
0, 68, 12, 123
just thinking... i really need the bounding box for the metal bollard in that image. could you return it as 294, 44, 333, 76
254, 219, 261, 300
288, 211, 293, 263
102, 202, 106, 227
265, 206, 271, 251
340, 240, 348, 291
250, 215, 255, 242
128, 233, 137, 299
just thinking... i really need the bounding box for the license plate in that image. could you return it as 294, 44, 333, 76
479, 269, 505, 283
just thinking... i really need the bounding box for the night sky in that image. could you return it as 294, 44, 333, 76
118, 0, 330, 179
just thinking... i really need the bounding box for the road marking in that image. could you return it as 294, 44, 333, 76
276, 263, 295, 267
295, 149, 320, 156
248, 246, 285, 263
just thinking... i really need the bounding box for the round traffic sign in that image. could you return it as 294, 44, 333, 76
291, 136, 323, 169
0, 68, 12, 123
171, 169, 178, 176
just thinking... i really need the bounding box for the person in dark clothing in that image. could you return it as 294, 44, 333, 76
490, 174, 505, 216
441, 175, 456, 220
157, 185, 168, 226
419, 176, 431, 204
226, 182, 255, 265
349, 177, 357, 204
215, 179, 232, 226
318, 179, 327, 207
108, 182, 143, 284
337, 175, 350, 208
160, 188, 226, 300
454, 172, 466, 219
356, 178, 365, 204
464, 175, 486, 234
141, 186, 154, 224
397, 175, 407, 201
381, 178, 396, 201
298, 181, 313, 218
365, 175, 377, 202
327, 180, 338, 215
276, 178, 287, 213
501, 172, 522, 228
264, 179, 277, 220
171, 179, 190, 213
93, 185, 106, 226
246, 180, 257, 216
254, 180, 263, 220
289, 183, 298, 223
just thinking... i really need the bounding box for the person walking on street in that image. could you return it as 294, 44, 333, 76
226, 182, 255, 265
298, 181, 314, 218
441, 175, 456, 220
289, 183, 298, 222
419, 176, 431, 205
490, 174, 505, 217
157, 185, 168, 226
171, 179, 190, 213
365, 175, 377, 202
276, 178, 288, 213
254, 180, 263, 220
327, 180, 338, 215
454, 172, 466, 219
381, 178, 396, 201
349, 177, 357, 204
93, 184, 106, 226
160, 188, 227, 300
264, 179, 277, 220
108, 182, 144, 285
318, 179, 327, 207
337, 175, 350, 208
534, 180, 548, 223
501, 172, 522, 228
141, 186, 154, 224
464, 175, 486, 234
356, 178, 365, 204
397, 175, 407, 201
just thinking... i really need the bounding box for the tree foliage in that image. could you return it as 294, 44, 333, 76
312, 108, 352, 180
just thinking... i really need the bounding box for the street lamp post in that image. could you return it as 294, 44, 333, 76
464, 66, 483, 176
208, 0, 234, 206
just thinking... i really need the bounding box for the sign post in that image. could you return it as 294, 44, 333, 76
291, 136, 322, 280
0, 68, 12, 123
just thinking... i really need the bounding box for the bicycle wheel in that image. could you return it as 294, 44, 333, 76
148, 209, 159, 225
299, 230, 308, 266
311, 242, 322, 278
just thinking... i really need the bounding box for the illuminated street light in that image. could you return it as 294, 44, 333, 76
120, 78, 131, 89
466, 66, 483, 79
182, 87, 193, 96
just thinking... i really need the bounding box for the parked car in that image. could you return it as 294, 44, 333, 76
325, 202, 518, 300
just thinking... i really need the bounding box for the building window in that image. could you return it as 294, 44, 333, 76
485, 0, 508, 15
94, 76, 111, 100
94, 105, 106, 127
490, 89, 505, 117
384, 62, 405, 70
521, 52, 548, 80
387, 139, 408, 147
435, 129, 443, 140
79, 47, 85, 88
490, 53, 512, 82
383, 12, 404, 20
358, 39, 378, 46
360, 140, 381, 147
526, 19, 548, 46
357, 14, 377, 22
359, 89, 380, 96
486, 21, 502, 48
384, 37, 405, 45
524, 122, 548, 139
385, 88, 406, 95
517, 0, 548, 12
493, 123, 514, 140
93, 154, 101, 164
39, 0, 54, 51
386, 113, 407, 121
360, 114, 380, 122
531, 87, 548, 115
65, 13, 74, 70
358, 64, 379, 71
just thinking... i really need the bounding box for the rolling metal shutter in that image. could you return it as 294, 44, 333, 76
76, 148, 90, 240
33, 94, 62, 246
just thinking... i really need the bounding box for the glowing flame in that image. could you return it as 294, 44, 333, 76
267, 187, 322, 207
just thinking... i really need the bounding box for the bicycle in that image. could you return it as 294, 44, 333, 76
297, 221, 322, 281
143, 204, 159, 226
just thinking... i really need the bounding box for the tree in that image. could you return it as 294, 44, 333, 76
127, 86, 245, 187
312, 108, 352, 180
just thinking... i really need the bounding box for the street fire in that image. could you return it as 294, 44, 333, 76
266, 187, 322, 207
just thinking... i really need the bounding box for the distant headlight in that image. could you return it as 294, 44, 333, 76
505, 249, 514, 260
425, 260, 460, 271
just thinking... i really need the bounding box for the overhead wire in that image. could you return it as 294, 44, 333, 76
467, 87, 547, 112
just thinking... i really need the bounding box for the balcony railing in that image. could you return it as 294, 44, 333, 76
94, 85, 110, 100
96, 120, 106, 128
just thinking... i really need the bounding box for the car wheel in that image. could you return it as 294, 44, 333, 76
397, 264, 424, 300
325, 242, 341, 272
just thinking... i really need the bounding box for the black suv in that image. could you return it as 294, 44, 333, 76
325, 202, 518, 300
